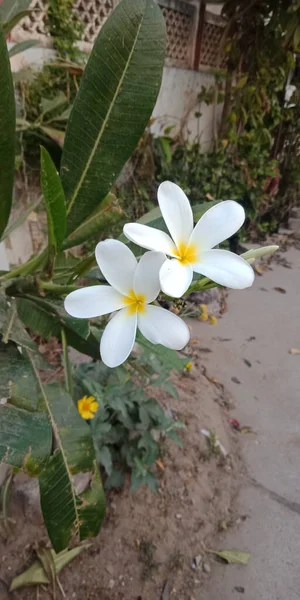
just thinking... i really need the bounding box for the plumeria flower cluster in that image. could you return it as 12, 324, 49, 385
65, 181, 256, 368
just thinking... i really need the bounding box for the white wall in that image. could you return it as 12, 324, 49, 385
152, 66, 221, 149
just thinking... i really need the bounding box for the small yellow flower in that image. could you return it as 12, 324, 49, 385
185, 362, 193, 372
199, 303, 208, 322
209, 316, 218, 326
77, 395, 99, 420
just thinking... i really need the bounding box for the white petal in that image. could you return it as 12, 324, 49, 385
189, 200, 245, 250
95, 239, 137, 295
64, 285, 126, 318
159, 259, 193, 298
100, 308, 137, 368
123, 223, 177, 256
138, 305, 190, 350
194, 249, 255, 289
133, 251, 166, 303
158, 181, 194, 247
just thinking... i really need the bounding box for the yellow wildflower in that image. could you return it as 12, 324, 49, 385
185, 362, 193, 372
199, 303, 208, 322
209, 316, 218, 326
77, 395, 99, 420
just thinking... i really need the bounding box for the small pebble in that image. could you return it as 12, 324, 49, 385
203, 562, 211, 573
194, 555, 203, 567
108, 579, 115, 589
176, 513, 182, 520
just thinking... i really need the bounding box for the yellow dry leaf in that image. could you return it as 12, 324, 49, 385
156, 459, 165, 471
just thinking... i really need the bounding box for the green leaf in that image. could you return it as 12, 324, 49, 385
36, 382, 105, 551
61, 0, 166, 235
0, 341, 39, 411
208, 549, 250, 565
8, 39, 39, 58
2, 10, 31, 35
0, 294, 48, 368
16, 296, 100, 359
97, 446, 113, 476
0, 0, 32, 24
63, 193, 122, 249
0, 25, 16, 237
138, 335, 187, 371
160, 137, 172, 164
40, 146, 66, 251
10, 546, 90, 591
0, 404, 51, 472
105, 469, 125, 490
41, 92, 67, 117
130, 468, 158, 493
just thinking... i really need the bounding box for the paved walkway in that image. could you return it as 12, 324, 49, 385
193, 246, 300, 600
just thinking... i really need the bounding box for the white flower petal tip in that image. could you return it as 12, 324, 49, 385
189, 200, 245, 250
64, 285, 126, 319
194, 250, 255, 290
138, 305, 190, 350
64, 240, 189, 367
123, 223, 177, 256
100, 309, 137, 368
159, 259, 193, 298
157, 181, 194, 246
95, 239, 137, 295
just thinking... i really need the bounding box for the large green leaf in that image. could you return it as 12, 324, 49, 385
16, 296, 100, 360
36, 383, 106, 552
61, 0, 166, 235
0, 25, 16, 237
0, 404, 51, 473
40, 146, 66, 251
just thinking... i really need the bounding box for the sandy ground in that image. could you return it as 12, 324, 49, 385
0, 354, 241, 600
194, 245, 300, 600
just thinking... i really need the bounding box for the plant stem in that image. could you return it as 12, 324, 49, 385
0, 249, 47, 281
38, 281, 79, 294
1, 473, 13, 520
61, 328, 74, 400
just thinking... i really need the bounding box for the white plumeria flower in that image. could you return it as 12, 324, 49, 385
64, 240, 190, 368
123, 181, 255, 298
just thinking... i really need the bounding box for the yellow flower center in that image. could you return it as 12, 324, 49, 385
123, 289, 146, 316
174, 242, 198, 265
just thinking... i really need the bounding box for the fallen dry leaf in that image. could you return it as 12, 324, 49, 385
155, 459, 165, 471
208, 549, 250, 565
254, 265, 264, 275
289, 348, 300, 355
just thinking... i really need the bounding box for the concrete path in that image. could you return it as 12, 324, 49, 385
193, 246, 300, 600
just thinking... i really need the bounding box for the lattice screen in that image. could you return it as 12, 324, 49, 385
73, 0, 115, 43
14, 0, 203, 71
14, 0, 115, 45
160, 2, 195, 68
18, 0, 48, 39
199, 11, 227, 69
